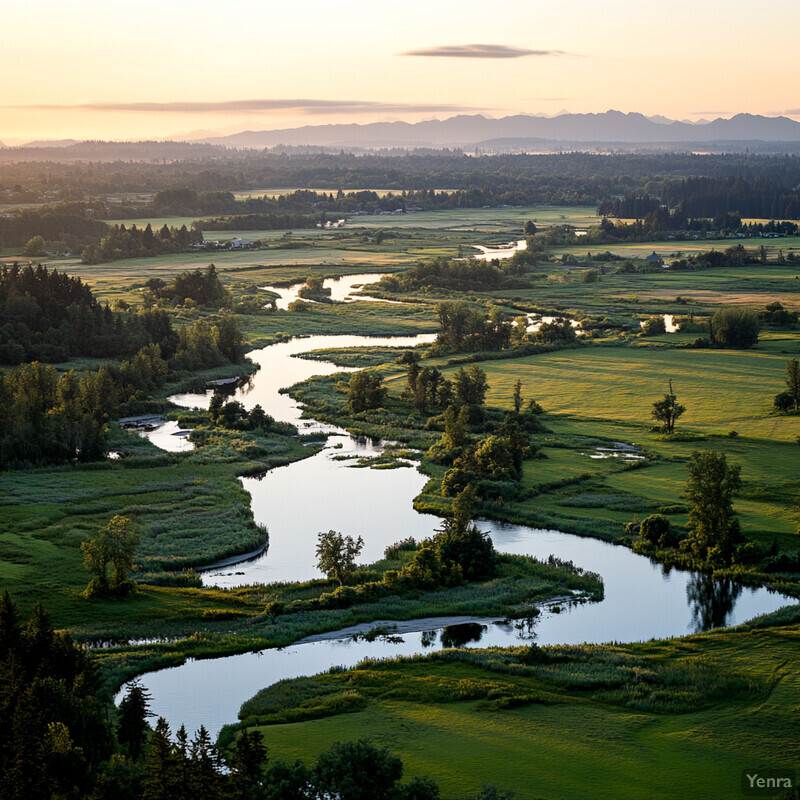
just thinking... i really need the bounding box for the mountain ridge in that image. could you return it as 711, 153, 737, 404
197, 111, 800, 148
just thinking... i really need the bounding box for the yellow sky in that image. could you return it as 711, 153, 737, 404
3, 0, 800, 142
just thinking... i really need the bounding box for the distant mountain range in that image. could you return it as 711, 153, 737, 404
197, 111, 800, 149
4, 112, 800, 160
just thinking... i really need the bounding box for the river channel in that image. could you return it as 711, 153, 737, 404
128, 318, 794, 738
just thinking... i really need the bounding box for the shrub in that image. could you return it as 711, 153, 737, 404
384, 538, 419, 559
638, 514, 679, 548
641, 315, 666, 336
264, 600, 284, 616
774, 391, 795, 412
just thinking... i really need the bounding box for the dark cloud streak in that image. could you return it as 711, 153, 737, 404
401, 44, 570, 59
13, 99, 484, 115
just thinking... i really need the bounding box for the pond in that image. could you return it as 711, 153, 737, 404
472, 239, 526, 262
640, 314, 680, 333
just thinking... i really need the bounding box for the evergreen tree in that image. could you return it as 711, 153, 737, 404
143, 718, 179, 800
117, 682, 151, 760
189, 725, 222, 800
229, 729, 268, 800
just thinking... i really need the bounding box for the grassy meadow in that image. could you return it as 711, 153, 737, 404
238, 606, 800, 800
0, 421, 318, 631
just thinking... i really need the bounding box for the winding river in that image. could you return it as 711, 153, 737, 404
127, 320, 794, 738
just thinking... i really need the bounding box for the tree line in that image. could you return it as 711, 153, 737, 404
0, 264, 178, 364
80, 223, 202, 265
3, 593, 502, 800
0, 265, 241, 365
0, 265, 245, 467
6, 150, 800, 201
0, 203, 108, 250
1, 312, 244, 469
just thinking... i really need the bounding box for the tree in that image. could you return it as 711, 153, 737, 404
786, 358, 800, 412
107, 515, 141, 590
441, 405, 469, 449
413, 367, 443, 413
117, 682, 152, 760
472, 434, 518, 481
315, 531, 364, 585
434, 522, 491, 581
651, 379, 685, 434
435, 301, 484, 352
641, 315, 666, 336
454, 365, 488, 407
683, 450, 742, 565
426, 487, 496, 582
82, 515, 140, 595
523, 220, 537, 236
637, 514, 677, 548
213, 315, 244, 362
143, 718, 180, 800
189, 725, 222, 799
512, 379, 523, 414
314, 739, 403, 800
229, 729, 268, 800
348, 371, 386, 412
397, 350, 420, 394
710, 307, 760, 349
23, 235, 46, 257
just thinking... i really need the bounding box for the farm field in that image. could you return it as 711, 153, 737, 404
472, 345, 797, 440
554, 236, 800, 261
487, 263, 800, 320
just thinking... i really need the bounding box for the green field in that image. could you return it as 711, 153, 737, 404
555, 236, 800, 262
241, 608, 800, 800
473, 345, 798, 441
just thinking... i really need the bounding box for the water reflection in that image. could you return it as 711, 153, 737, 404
687, 573, 745, 632
440, 622, 486, 648
420, 630, 437, 648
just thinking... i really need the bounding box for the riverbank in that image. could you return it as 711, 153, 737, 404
99, 551, 602, 695
231, 604, 800, 800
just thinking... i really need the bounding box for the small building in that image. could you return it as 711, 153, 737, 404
645, 251, 663, 264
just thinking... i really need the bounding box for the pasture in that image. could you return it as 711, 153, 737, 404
244, 610, 800, 800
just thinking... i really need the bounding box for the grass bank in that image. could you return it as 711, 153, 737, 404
235, 606, 800, 800
92, 550, 602, 695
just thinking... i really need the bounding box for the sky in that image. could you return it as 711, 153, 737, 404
3, 0, 800, 143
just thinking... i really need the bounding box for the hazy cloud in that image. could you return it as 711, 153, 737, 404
781, 108, 800, 115
13, 99, 483, 115
400, 44, 570, 59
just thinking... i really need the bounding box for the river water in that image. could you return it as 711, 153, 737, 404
129, 321, 794, 737
263, 273, 395, 310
